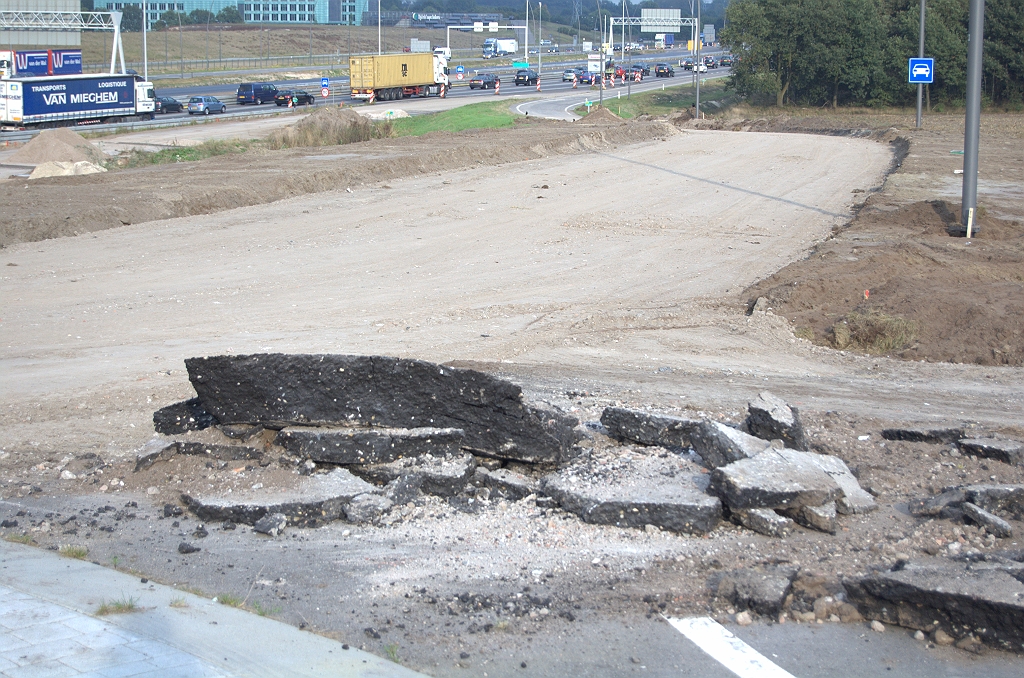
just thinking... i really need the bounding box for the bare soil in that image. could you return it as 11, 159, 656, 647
2, 107, 1024, 675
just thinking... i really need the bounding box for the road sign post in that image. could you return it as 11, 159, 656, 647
908, 58, 934, 85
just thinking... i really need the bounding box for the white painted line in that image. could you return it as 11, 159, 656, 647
664, 616, 796, 678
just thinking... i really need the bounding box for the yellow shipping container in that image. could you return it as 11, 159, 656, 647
349, 53, 435, 92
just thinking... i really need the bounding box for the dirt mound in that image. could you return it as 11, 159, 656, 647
579, 106, 624, 124
265, 106, 374, 149
29, 160, 107, 180
746, 199, 1024, 366
8, 128, 106, 166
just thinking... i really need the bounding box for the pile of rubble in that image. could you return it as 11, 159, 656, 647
144, 355, 886, 540
135, 353, 1024, 652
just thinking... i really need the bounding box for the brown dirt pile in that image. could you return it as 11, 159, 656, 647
746, 198, 1024, 366
0, 118, 673, 248
8, 128, 106, 166
264, 106, 374, 149
579, 106, 625, 124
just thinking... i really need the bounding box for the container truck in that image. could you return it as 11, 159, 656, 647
482, 38, 518, 58
349, 53, 449, 102
0, 73, 155, 128
0, 49, 82, 77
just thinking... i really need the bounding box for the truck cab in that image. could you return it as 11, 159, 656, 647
136, 80, 156, 115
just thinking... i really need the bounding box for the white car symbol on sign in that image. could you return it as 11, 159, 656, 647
912, 64, 930, 77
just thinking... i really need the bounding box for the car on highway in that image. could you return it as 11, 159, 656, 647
628, 64, 647, 80
469, 73, 498, 89
696, 62, 708, 73
187, 95, 227, 115
236, 82, 278, 105
635, 63, 651, 76
704, 56, 718, 69
274, 90, 315, 106
514, 69, 539, 86
154, 96, 183, 114
682, 58, 694, 70
654, 63, 675, 77
577, 71, 598, 85
562, 68, 580, 82
720, 55, 733, 67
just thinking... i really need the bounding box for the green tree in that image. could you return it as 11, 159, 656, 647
80, 0, 94, 11
189, 9, 215, 24
216, 6, 244, 23
120, 4, 144, 32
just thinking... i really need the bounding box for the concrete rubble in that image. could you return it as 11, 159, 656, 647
910, 483, 1024, 525
181, 468, 380, 527
844, 557, 1024, 653
689, 420, 772, 470
744, 391, 808, 450
957, 438, 1024, 466
541, 453, 722, 535
275, 426, 465, 465
881, 427, 968, 444
599, 407, 698, 449
182, 354, 580, 463
710, 566, 799, 616
351, 453, 477, 498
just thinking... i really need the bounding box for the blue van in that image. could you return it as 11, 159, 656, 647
236, 82, 277, 105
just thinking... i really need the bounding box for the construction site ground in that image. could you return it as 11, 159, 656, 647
1, 106, 1023, 676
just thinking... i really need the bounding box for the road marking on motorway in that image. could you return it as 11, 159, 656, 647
664, 616, 796, 678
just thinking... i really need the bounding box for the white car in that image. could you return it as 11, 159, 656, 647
696, 63, 708, 73
912, 63, 930, 78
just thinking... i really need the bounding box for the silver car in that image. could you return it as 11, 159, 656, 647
187, 95, 226, 115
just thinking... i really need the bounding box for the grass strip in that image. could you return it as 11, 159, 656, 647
390, 100, 518, 136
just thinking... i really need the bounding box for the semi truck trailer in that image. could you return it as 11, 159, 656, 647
349, 53, 449, 102
0, 49, 83, 78
483, 38, 518, 58
0, 73, 155, 128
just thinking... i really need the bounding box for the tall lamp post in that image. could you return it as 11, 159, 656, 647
961, 0, 985, 234
695, 0, 701, 118
142, 1, 148, 80
378, 0, 381, 54
915, 0, 925, 128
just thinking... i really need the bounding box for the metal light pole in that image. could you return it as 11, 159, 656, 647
961, 0, 985, 234
142, 1, 148, 81
538, 2, 542, 74
915, 0, 925, 128
695, 0, 701, 118
378, 0, 381, 54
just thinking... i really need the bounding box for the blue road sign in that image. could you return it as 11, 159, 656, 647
455, 65, 465, 74
908, 58, 934, 84
321, 77, 330, 88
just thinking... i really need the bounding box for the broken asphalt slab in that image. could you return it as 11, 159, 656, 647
745, 391, 808, 450
710, 566, 800, 616
275, 426, 465, 465
351, 453, 477, 498
708, 448, 844, 512
845, 557, 1024, 653
957, 438, 1024, 466
182, 354, 579, 463
599, 407, 699, 449
689, 420, 772, 470
181, 468, 379, 527
541, 453, 721, 535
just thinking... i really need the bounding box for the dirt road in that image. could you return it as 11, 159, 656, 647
3, 111, 1024, 676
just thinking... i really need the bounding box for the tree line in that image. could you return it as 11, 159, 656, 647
721, 0, 1023, 108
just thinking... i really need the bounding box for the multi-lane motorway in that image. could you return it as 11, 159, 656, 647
149, 47, 732, 124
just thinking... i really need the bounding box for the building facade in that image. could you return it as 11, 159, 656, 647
0, 0, 82, 47
92, 0, 368, 27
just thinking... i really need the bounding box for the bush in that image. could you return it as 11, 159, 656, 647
829, 310, 917, 353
